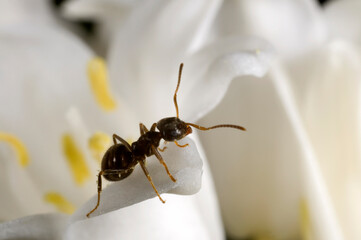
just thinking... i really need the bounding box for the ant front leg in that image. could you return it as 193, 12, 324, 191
158, 141, 168, 152
150, 123, 168, 151
151, 146, 176, 182
174, 140, 188, 148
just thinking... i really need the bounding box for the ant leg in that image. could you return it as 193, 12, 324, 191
86, 170, 104, 218
138, 160, 166, 203
86, 169, 133, 218
113, 134, 131, 151
150, 123, 157, 131
174, 141, 188, 148
139, 123, 148, 135
151, 146, 176, 182
158, 141, 168, 152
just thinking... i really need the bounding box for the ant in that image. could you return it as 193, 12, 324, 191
86, 63, 246, 217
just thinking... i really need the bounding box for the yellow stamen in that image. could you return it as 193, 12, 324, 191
87, 57, 117, 111
62, 133, 90, 185
0, 132, 29, 167
300, 199, 313, 240
44, 192, 75, 214
89, 132, 111, 163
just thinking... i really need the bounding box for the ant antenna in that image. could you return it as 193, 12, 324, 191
186, 123, 246, 131
174, 63, 246, 132
173, 63, 183, 118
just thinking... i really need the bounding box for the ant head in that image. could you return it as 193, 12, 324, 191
157, 117, 192, 141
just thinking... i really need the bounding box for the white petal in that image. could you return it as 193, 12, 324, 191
197, 61, 345, 239
0, 137, 219, 240
323, 0, 361, 43
191, 133, 225, 239
286, 40, 361, 240
108, 0, 222, 123
0, 144, 53, 220
62, 0, 141, 55
214, 0, 327, 57
0, 25, 99, 219
270, 63, 344, 240
66, 196, 211, 240
198, 67, 302, 239
180, 36, 274, 122
70, 137, 202, 221
0, 139, 207, 240
0, 0, 56, 27
0, 213, 68, 240
62, 0, 137, 20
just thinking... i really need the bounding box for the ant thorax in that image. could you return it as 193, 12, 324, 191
131, 131, 162, 157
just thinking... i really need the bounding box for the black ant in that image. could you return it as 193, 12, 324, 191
86, 63, 246, 217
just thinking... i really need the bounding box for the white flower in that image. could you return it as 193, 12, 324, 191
195, 0, 361, 239
70, 0, 361, 239
0, 1, 273, 239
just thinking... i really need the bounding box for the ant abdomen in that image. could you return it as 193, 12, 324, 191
101, 144, 135, 181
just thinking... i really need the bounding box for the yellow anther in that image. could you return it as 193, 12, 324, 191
300, 199, 313, 240
62, 133, 90, 185
87, 57, 117, 111
44, 192, 75, 214
0, 132, 29, 167
89, 132, 111, 162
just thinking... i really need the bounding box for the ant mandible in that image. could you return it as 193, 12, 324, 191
86, 63, 246, 217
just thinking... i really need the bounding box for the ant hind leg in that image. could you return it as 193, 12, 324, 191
113, 134, 131, 151
86, 170, 104, 218
86, 169, 134, 217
